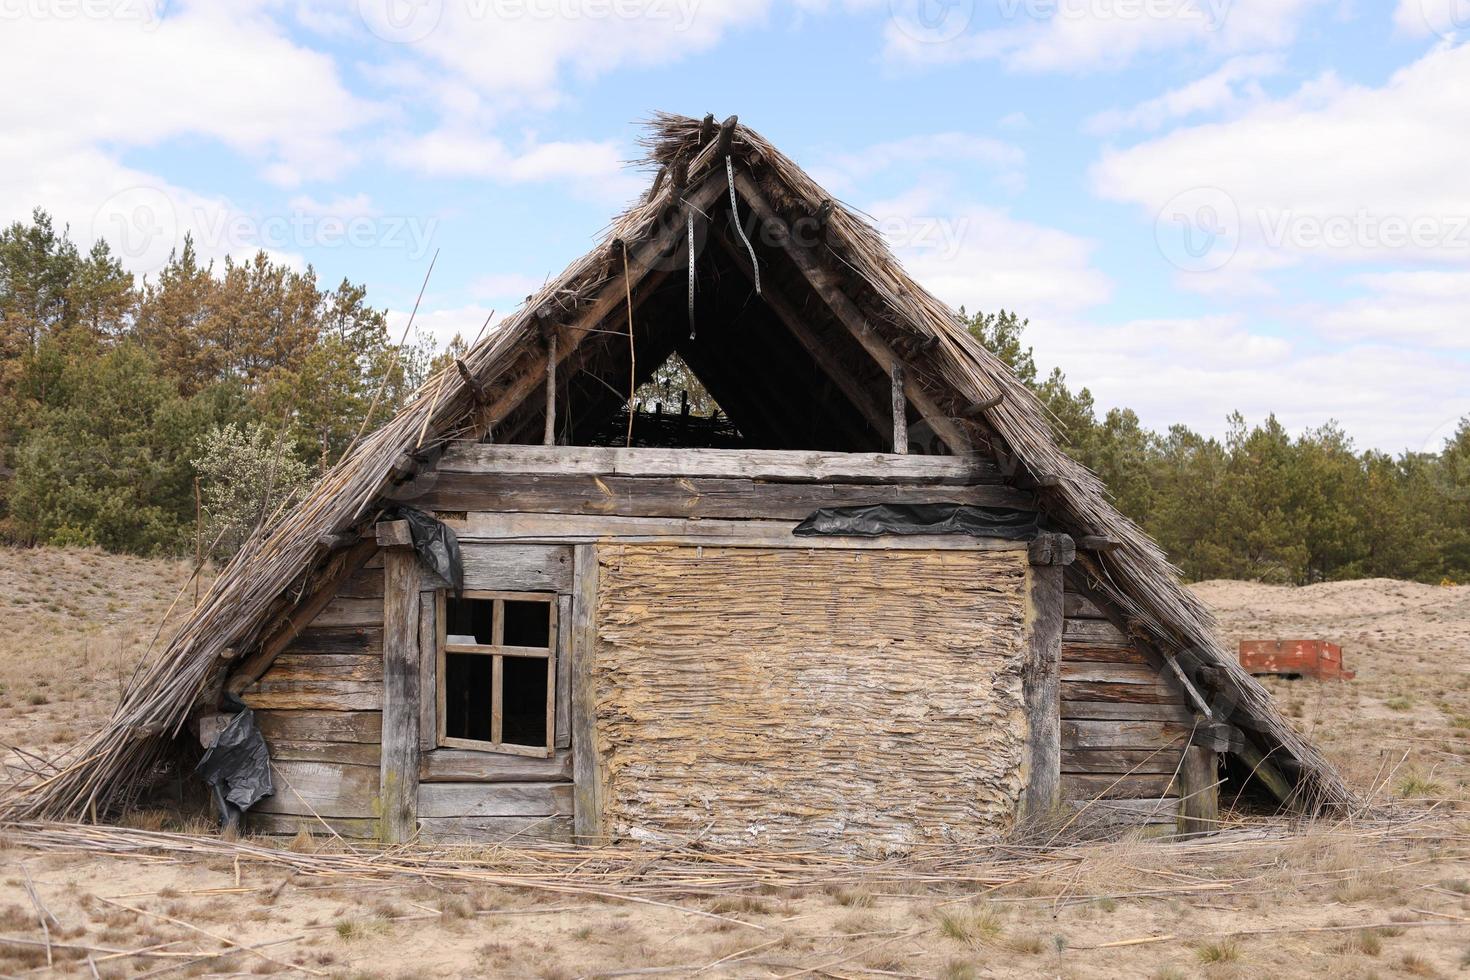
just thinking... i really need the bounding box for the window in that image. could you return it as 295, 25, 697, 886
437, 591, 557, 757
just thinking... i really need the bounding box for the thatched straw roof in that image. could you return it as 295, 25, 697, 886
1, 113, 1354, 822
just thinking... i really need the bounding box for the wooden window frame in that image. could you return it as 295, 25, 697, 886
435, 589, 557, 759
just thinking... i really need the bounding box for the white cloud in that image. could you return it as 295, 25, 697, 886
390, 303, 505, 352
1092, 42, 1470, 287
867, 186, 1112, 320
813, 133, 1026, 196
1313, 269, 1470, 349
1086, 54, 1282, 133
885, 0, 1323, 73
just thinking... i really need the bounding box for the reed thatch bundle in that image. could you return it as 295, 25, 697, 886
0, 113, 1353, 823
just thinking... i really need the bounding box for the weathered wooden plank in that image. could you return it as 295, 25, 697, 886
1061, 749, 1186, 775
265, 654, 382, 683
1063, 619, 1130, 645
1061, 700, 1194, 723
456, 543, 574, 593
247, 813, 381, 839
1061, 642, 1147, 666
450, 512, 1032, 552
267, 739, 382, 768
1063, 773, 1181, 800
311, 597, 382, 629
1063, 593, 1107, 619
435, 443, 995, 485
256, 760, 378, 818
379, 545, 421, 843
1061, 681, 1181, 705
407, 472, 1031, 521
555, 594, 572, 749
571, 545, 604, 842
1177, 746, 1220, 836
1061, 662, 1167, 686
256, 710, 381, 744
1066, 797, 1180, 829
334, 568, 384, 600
1062, 719, 1192, 750
244, 681, 380, 712
418, 591, 437, 753
420, 748, 573, 783
284, 627, 381, 656
417, 816, 574, 844
1022, 563, 1062, 820
417, 782, 575, 819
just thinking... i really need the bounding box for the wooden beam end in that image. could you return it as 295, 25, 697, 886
376, 520, 413, 548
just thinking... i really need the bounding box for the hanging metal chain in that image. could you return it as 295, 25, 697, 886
687, 205, 697, 340
727, 155, 761, 296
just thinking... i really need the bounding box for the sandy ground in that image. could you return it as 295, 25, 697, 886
1, 548, 1468, 979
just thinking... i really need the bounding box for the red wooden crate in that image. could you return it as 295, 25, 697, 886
1238, 639, 1355, 680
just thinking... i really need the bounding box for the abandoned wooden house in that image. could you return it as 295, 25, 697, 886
3, 114, 1354, 850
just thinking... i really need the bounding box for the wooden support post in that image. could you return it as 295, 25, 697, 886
891, 363, 908, 454
1235, 738, 1294, 806
543, 331, 558, 446
1177, 746, 1220, 836
1022, 537, 1072, 822
571, 545, 605, 843
379, 520, 420, 844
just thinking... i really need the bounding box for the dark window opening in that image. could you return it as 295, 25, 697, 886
501, 656, 549, 746
445, 596, 495, 645
444, 652, 491, 742
503, 600, 551, 648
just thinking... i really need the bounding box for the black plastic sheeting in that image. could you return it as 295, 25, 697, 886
194, 694, 272, 833
396, 506, 464, 594
793, 504, 1040, 539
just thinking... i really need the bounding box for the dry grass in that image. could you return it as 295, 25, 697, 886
1, 555, 1468, 977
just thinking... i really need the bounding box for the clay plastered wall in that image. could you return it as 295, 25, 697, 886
593, 545, 1029, 851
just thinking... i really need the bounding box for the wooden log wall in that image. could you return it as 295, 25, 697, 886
1060, 586, 1192, 829
244, 561, 386, 839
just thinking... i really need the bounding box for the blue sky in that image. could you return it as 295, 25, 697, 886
4, 0, 1467, 453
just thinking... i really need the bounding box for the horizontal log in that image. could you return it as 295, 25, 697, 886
256, 710, 381, 744
420, 748, 574, 783
417, 815, 574, 844
1063, 773, 1181, 800
1061, 681, 1183, 705
285, 627, 382, 656
1065, 797, 1180, 828
1063, 619, 1130, 645
456, 543, 574, 593
246, 814, 380, 839
334, 568, 384, 600
1062, 748, 1187, 774
310, 597, 383, 629
1061, 662, 1166, 686
1063, 593, 1107, 619
1061, 643, 1146, 666
267, 739, 382, 768
1062, 719, 1192, 751
449, 512, 1033, 552
1061, 700, 1194, 723
435, 443, 998, 485
266, 654, 382, 684
245, 680, 381, 712
255, 760, 378, 819
417, 782, 575, 819
406, 473, 1033, 521
377, 520, 412, 547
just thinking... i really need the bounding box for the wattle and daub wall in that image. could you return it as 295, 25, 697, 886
592, 545, 1029, 849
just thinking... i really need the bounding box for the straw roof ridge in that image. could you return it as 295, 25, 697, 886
0, 113, 1353, 821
